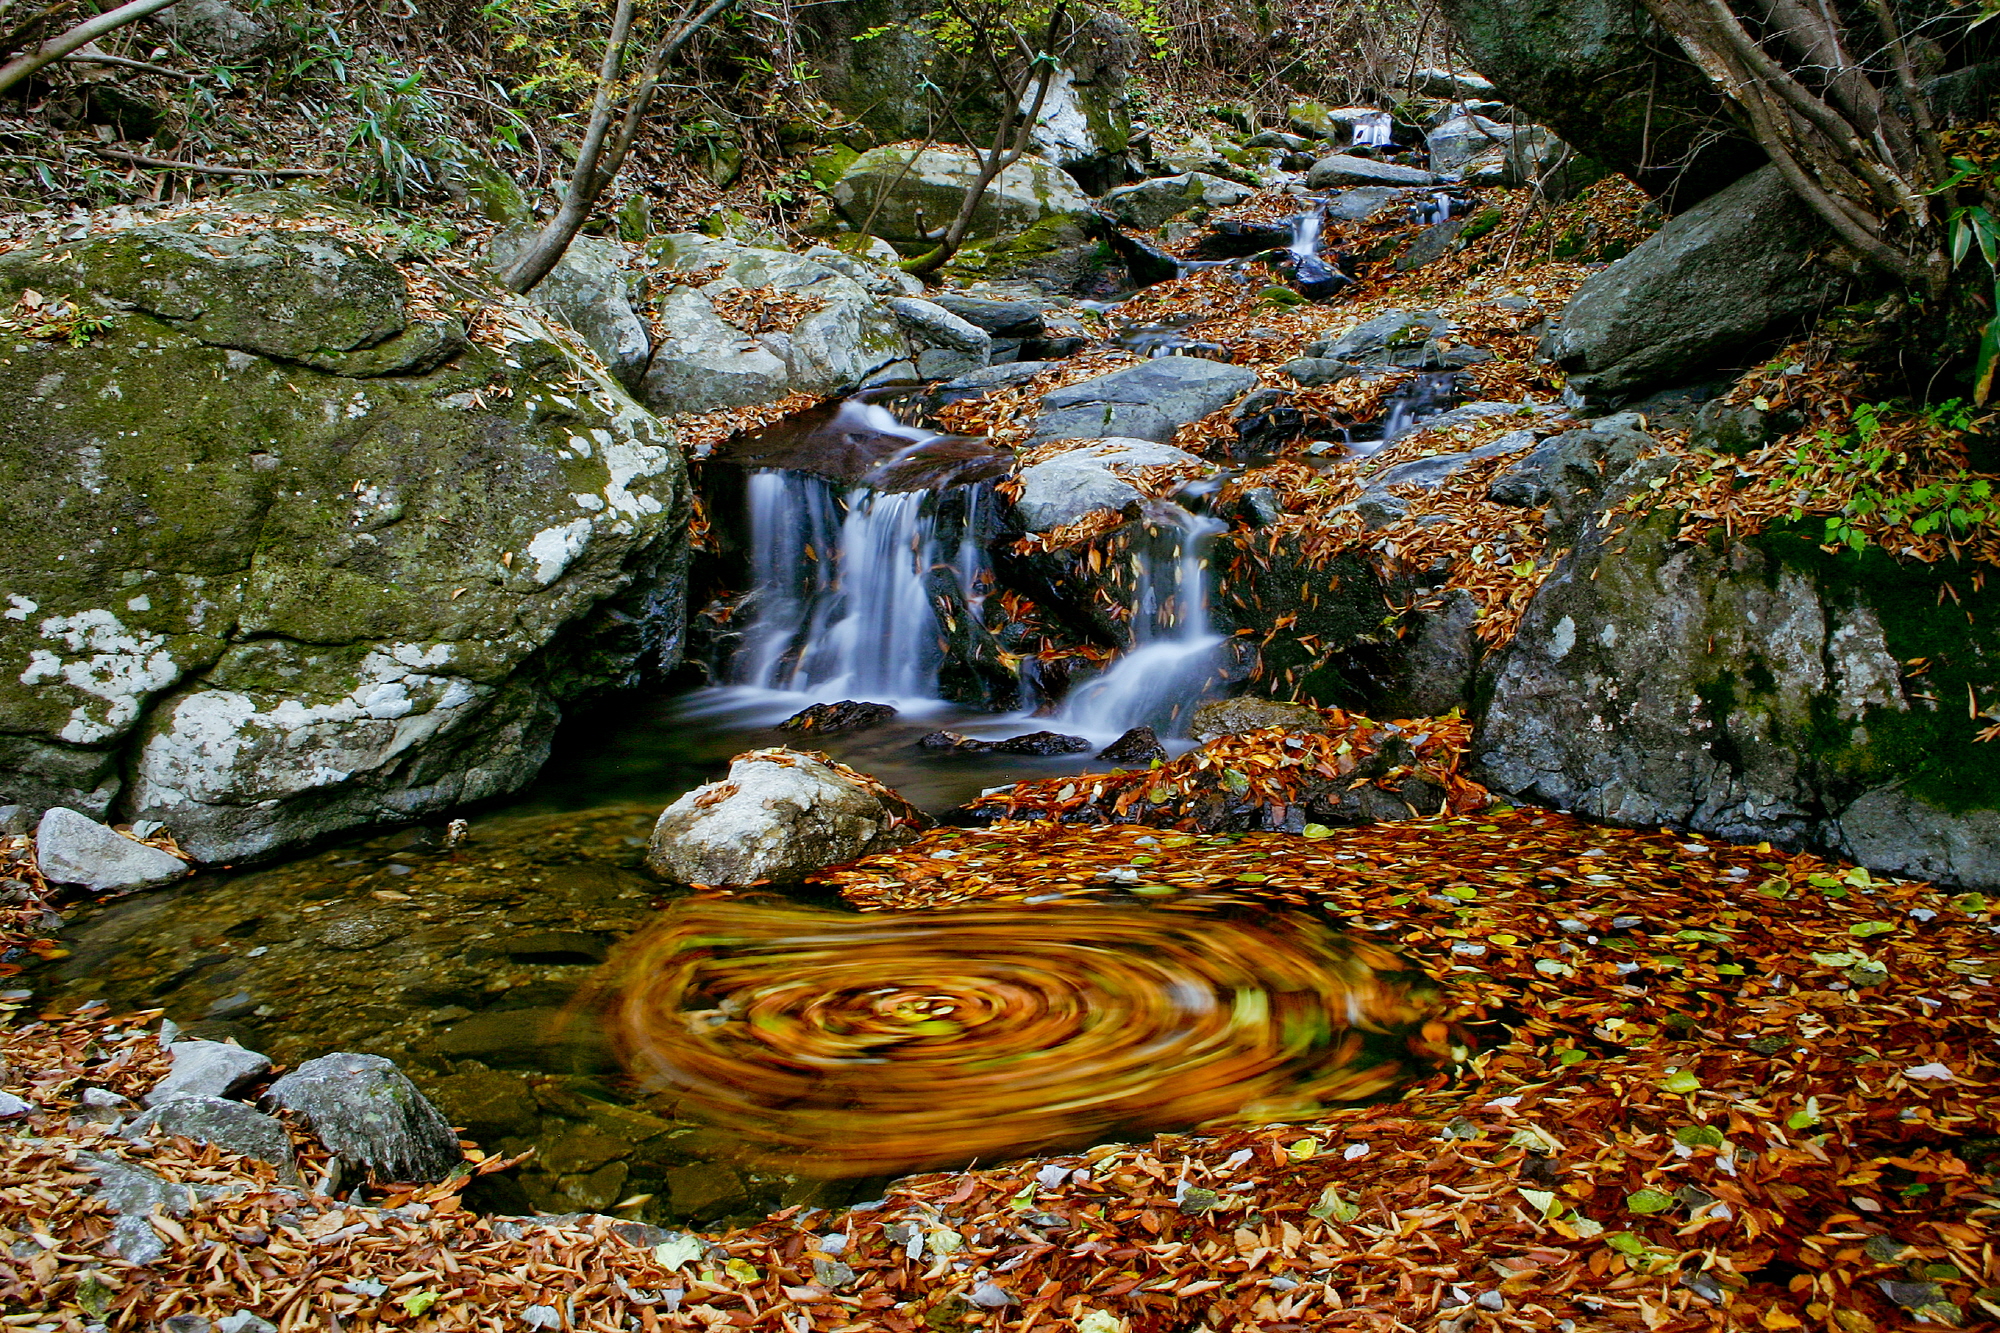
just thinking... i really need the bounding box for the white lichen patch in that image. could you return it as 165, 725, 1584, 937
21, 609, 184, 744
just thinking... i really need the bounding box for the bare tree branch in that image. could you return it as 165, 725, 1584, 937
0, 0, 184, 96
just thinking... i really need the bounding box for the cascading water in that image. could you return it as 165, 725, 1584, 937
1350, 112, 1395, 149
726, 399, 999, 706
1058, 507, 1229, 737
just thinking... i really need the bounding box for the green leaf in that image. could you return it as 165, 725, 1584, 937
1812, 950, 1864, 968
1557, 1049, 1588, 1066
1848, 921, 1896, 938
1675, 1124, 1727, 1148
400, 1292, 441, 1317
653, 1236, 706, 1269
1625, 1189, 1677, 1215
1605, 1232, 1649, 1256
1676, 929, 1731, 944
1521, 1187, 1559, 1216
1787, 1097, 1823, 1130
1660, 1070, 1702, 1094
1308, 1184, 1360, 1222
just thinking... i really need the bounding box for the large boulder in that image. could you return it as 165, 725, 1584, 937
0, 205, 689, 862
1012, 439, 1209, 532
34, 807, 187, 891
1030, 357, 1260, 443
1545, 167, 1842, 406
1435, 0, 1764, 202
831, 147, 1094, 245
151, 0, 285, 61
638, 234, 986, 415
1476, 462, 2000, 888
1098, 173, 1254, 231
646, 748, 929, 885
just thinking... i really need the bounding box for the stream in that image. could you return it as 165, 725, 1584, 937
39, 200, 1456, 1228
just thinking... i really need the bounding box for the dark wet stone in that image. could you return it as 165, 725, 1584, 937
1097, 727, 1167, 765
713, 391, 1012, 492
919, 730, 1092, 756
1287, 251, 1353, 300
1195, 219, 1292, 259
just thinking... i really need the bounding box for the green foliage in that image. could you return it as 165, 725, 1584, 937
1774, 400, 1997, 553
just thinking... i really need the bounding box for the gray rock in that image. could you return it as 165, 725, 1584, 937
1325, 187, 1415, 222
931, 296, 1047, 337
0, 804, 27, 835
1475, 459, 2000, 886
1409, 68, 1497, 99
1191, 698, 1329, 741
1286, 102, 1393, 143
77, 1151, 187, 1263
152, 0, 283, 60
1374, 589, 1484, 716
1351, 493, 1411, 529
1544, 168, 1840, 405
145, 1039, 271, 1107
32, 808, 188, 892
1368, 430, 1536, 491
831, 147, 1093, 244
78, 1086, 134, 1124
1012, 438, 1209, 531
1098, 173, 1254, 231
125, 1095, 299, 1182
0, 1090, 31, 1117
1032, 357, 1259, 443
1246, 130, 1316, 152
1314, 309, 1453, 366
267, 1052, 462, 1184
490, 231, 651, 391
1426, 114, 1512, 175
646, 748, 929, 886
1398, 217, 1466, 271
1435, 0, 1761, 201
0, 211, 687, 863
1279, 358, 1377, 387
884, 298, 992, 380
1306, 156, 1439, 189
1486, 421, 1650, 515
923, 360, 1055, 410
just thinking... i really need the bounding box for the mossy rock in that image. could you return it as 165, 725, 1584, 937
0, 215, 688, 862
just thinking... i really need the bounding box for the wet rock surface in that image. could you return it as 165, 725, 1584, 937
918, 730, 1094, 756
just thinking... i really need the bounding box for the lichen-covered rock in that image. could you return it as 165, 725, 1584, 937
1544, 167, 1842, 406
639, 235, 984, 414
34, 807, 188, 891
646, 748, 929, 885
490, 230, 652, 391
0, 207, 689, 862
1476, 462, 2000, 887
267, 1051, 462, 1184
831, 147, 1094, 245
77, 1151, 187, 1264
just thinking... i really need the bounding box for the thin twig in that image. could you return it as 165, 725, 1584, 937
88, 146, 329, 177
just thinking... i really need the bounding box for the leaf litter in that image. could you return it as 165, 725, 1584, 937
6, 757, 1997, 1330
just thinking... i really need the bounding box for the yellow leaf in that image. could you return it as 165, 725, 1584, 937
1761, 1311, 1804, 1330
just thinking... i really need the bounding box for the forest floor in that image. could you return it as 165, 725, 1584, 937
5, 746, 1997, 1332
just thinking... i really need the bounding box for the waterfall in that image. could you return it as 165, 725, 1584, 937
1351, 112, 1395, 149
733, 471, 985, 703
1058, 508, 1228, 737
1287, 207, 1324, 262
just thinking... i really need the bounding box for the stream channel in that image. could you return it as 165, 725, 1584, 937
39, 200, 1461, 1227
